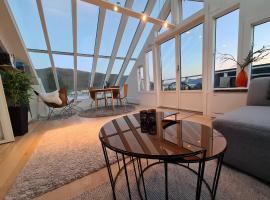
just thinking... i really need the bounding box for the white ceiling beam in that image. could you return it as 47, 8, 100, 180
115, 0, 156, 85
103, 0, 134, 86
36, 0, 60, 89
72, 0, 78, 99
82, 0, 176, 29
89, 8, 106, 87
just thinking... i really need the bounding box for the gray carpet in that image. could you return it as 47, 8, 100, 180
73, 161, 270, 200
79, 105, 136, 118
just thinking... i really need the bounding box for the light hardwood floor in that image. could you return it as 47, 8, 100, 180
0, 107, 212, 200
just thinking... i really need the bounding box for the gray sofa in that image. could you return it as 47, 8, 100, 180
213, 77, 270, 183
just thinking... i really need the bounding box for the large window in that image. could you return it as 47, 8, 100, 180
120, 60, 136, 86
77, 56, 92, 99
145, 51, 155, 91
93, 58, 109, 88
29, 52, 56, 92
182, 0, 204, 20
108, 59, 124, 86
137, 66, 145, 91
160, 38, 176, 91
252, 21, 270, 79
180, 24, 203, 90
53, 54, 74, 96
214, 9, 239, 88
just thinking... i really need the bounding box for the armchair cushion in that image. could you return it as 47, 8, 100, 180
40, 90, 62, 105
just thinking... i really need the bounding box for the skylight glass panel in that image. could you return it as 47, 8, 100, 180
120, 60, 136, 86
8, 0, 47, 50
150, 0, 166, 18
99, 10, 122, 56
93, 58, 110, 88
182, 0, 204, 20
53, 54, 74, 95
109, 0, 126, 6
132, 0, 148, 13
77, 56, 92, 98
132, 23, 154, 58
108, 59, 124, 86
42, 0, 73, 52
77, 1, 99, 54
29, 52, 56, 92
117, 17, 140, 57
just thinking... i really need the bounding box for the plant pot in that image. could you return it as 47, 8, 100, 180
8, 106, 28, 136
236, 69, 248, 87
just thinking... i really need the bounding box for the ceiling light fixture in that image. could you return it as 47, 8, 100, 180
113, 5, 118, 11
163, 21, 168, 28
142, 14, 147, 22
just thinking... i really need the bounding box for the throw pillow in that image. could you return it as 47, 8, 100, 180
39, 90, 62, 105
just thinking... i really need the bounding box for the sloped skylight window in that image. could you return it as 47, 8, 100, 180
29, 52, 56, 92
8, 0, 47, 50
53, 54, 74, 95
132, 23, 154, 58
42, 0, 73, 52
132, 0, 148, 13
77, 0, 99, 54
108, 59, 124, 86
99, 10, 122, 56
150, 0, 166, 18
117, 17, 140, 58
93, 58, 110, 88
182, 0, 204, 20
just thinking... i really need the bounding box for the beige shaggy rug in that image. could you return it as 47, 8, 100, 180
5, 116, 116, 200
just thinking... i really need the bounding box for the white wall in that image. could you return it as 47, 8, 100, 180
127, 0, 270, 116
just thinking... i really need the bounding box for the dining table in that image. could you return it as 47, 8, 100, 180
91, 87, 120, 110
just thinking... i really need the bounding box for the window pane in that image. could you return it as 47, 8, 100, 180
160, 38, 176, 91
53, 54, 74, 96
8, 0, 47, 50
159, 12, 172, 34
214, 9, 239, 88
108, 59, 124, 86
77, 1, 99, 54
151, 0, 166, 19
120, 60, 136, 86
132, 0, 148, 13
180, 24, 203, 90
252, 21, 270, 79
145, 51, 154, 91
42, 0, 73, 52
182, 0, 204, 20
99, 10, 122, 56
137, 66, 145, 91
29, 52, 56, 92
93, 58, 109, 88
132, 23, 153, 58
77, 56, 92, 99
117, 17, 140, 57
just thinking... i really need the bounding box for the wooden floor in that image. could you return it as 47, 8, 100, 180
0, 107, 212, 200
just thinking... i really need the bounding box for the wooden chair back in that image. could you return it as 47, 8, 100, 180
123, 84, 128, 98
89, 88, 96, 100
111, 86, 120, 99
59, 88, 68, 106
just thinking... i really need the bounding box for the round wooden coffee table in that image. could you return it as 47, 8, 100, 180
99, 112, 227, 200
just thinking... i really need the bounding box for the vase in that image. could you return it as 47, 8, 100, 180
236, 69, 248, 87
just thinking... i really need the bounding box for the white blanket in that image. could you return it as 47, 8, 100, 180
39, 90, 62, 105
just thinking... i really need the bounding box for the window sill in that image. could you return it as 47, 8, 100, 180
213, 87, 248, 92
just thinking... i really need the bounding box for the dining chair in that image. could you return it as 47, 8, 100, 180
107, 86, 120, 105
89, 88, 106, 109
119, 84, 128, 105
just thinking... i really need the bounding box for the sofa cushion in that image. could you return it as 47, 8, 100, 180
247, 77, 270, 106
213, 106, 270, 137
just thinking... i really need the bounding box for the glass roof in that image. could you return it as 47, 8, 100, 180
7, 0, 167, 96
42, 0, 73, 52
77, 0, 99, 54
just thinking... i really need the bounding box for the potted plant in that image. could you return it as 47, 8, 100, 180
221, 46, 270, 87
0, 70, 31, 136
